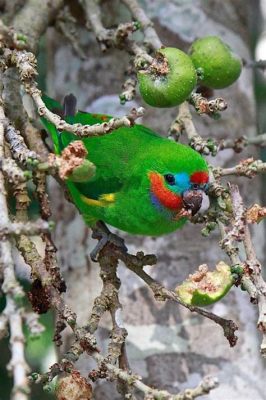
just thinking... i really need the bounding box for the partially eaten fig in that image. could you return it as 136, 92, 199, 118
175, 261, 233, 306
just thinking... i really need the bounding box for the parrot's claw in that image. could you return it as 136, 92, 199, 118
90, 221, 128, 262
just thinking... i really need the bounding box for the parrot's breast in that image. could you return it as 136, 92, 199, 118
99, 180, 188, 236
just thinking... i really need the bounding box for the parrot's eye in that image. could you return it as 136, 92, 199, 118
164, 174, 175, 185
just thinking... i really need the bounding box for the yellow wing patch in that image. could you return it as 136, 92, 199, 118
99, 193, 116, 203
81, 193, 116, 207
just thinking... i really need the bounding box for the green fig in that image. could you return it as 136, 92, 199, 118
189, 36, 242, 89
138, 47, 197, 108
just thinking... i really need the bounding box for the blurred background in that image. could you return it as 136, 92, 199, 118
1, 1, 266, 399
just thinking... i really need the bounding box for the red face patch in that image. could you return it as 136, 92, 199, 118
190, 171, 209, 185
149, 172, 183, 210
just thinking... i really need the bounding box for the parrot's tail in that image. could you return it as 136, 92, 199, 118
41, 94, 76, 155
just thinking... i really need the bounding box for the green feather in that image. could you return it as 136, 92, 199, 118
41, 95, 209, 236
41, 96, 63, 154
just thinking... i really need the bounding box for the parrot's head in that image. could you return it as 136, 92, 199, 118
144, 141, 209, 220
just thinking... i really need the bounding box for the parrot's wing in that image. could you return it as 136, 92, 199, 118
73, 175, 123, 205
73, 110, 112, 125
41, 95, 125, 207
80, 192, 116, 207
42, 95, 63, 114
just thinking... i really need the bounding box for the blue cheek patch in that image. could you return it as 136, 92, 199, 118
150, 193, 173, 219
174, 173, 190, 193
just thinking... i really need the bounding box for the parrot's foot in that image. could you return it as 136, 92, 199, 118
90, 221, 128, 262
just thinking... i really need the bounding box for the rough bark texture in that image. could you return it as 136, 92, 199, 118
46, 1, 266, 399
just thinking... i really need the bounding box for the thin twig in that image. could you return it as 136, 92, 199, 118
244, 59, 266, 70
93, 352, 218, 400
0, 219, 52, 238
188, 93, 227, 117
4, 122, 39, 164
56, 6, 87, 60
81, 0, 154, 65
6, 296, 30, 400
121, 0, 162, 50
213, 158, 266, 178
171, 102, 219, 155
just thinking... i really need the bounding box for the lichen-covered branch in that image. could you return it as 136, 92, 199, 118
213, 158, 266, 178
207, 133, 266, 154
188, 92, 227, 117
93, 352, 218, 400
229, 185, 266, 356
6, 296, 30, 400
82, 0, 140, 52
11, 0, 65, 52
2, 157, 28, 184
4, 122, 39, 164
56, 6, 87, 60
121, 0, 162, 49
0, 219, 52, 238
170, 102, 218, 155
7, 48, 145, 137
0, 96, 29, 399
120, 73, 137, 104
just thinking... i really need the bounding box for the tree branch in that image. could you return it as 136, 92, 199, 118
11, 0, 65, 52
171, 102, 218, 155
0, 96, 29, 400
213, 158, 266, 178
94, 352, 218, 400
121, 0, 162, 49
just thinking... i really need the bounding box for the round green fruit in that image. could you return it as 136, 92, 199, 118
189, 36, 242, 89
175, 261, 233, 307
137, 47, 197, 108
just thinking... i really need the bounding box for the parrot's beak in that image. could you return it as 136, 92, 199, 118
182, 189, 203, 216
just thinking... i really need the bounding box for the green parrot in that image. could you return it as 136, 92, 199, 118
41, 95, 209, 237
